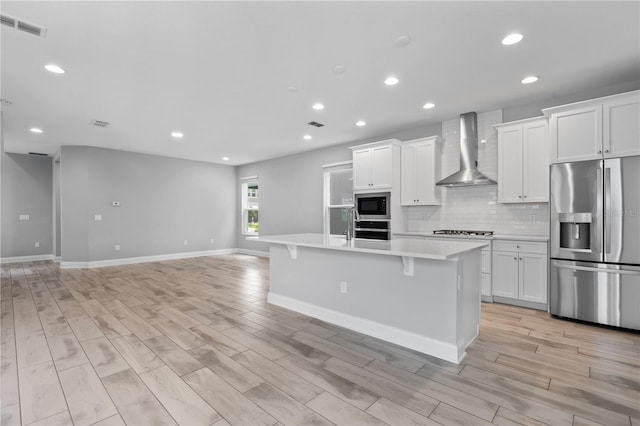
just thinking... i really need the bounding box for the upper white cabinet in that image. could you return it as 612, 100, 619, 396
543, 90, 640, 163
495, 117, 549, 203
351, 140, 399, 191
400, 136, 442, 206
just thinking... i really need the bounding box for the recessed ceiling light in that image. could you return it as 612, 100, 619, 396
303, 135, 312, 140
171, 131, 184, 138
44, 64, 65, 74
312, 103, 324, 110
333, 65, 346, 74
480, 139, 487, 144
501, 33, 523, 46
395, 35, 412, 48
521, 75, 539, 84
287, 86, 298, 93
30, 127, 43, 133
422, 102, 435, 109
222, 157, 229, 161
356, 120, 366, 127
384, 76, 399, 86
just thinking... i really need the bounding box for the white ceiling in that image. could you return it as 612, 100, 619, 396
1, 1, 639, 165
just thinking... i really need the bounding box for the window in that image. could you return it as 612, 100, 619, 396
323, 161, 353, 236
241, 176, 259, 235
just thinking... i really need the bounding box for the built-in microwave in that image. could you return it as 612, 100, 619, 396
355, 192, 390, 219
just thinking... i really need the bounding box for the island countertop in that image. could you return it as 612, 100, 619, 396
251, 233, 488, 260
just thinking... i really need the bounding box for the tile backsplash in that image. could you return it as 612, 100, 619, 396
402, 109, 549, 236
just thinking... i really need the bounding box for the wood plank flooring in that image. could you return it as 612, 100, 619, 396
1, 255, 639, 426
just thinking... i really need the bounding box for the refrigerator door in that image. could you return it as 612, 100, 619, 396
550, 260, 640, 329
550, 160, 603, 262
604, 156, 640, 264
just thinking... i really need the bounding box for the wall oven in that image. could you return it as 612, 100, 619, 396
355, 192, 390, 219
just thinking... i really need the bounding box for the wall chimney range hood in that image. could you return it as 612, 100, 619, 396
436, 112, 496, 187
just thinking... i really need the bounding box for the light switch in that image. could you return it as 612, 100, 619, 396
19, 214, 30, 221
94, 214, 103, 221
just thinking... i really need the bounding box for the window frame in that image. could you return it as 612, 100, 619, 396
241, 176, 259, 236
323, 161, 353, 236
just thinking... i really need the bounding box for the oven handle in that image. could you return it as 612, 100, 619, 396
354, 228, 390, 232
552, 261, 640, 275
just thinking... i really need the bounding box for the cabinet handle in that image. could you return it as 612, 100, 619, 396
519, 257, 523, 260
598, 150, 602, 154
605, 149, 610, 153
518, 195, 522, 199
513, 257, 517, 260
523, 195, 527, 198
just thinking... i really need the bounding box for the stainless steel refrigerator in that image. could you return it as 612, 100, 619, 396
550, 156, 640, 330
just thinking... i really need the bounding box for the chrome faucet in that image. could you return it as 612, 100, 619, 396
345, 207, 360, 241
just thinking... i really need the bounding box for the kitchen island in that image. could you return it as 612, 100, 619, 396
252, 233, 488, 363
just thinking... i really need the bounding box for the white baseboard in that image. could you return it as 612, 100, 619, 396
235, 248, 270, 258
268, 292, 463, 363
1, 254, 55, 264
58, 248, 269, 269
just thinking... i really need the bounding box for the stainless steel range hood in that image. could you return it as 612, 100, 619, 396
436, 112, 496, 187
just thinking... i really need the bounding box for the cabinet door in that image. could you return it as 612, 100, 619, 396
550, 106, 603, 163
400, 145, 417, 205
371, 145, 393, 188
415, 141, 438, 205
481, 273, 492, 297
603, 96, 640, 158
498, 125, 524, 203
518, 252, 548, 304
492, 251, 519, 298
523, 120, 549, 202
352, 149, 372, 190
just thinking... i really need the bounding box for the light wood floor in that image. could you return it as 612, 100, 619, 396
1, 255, 639, 426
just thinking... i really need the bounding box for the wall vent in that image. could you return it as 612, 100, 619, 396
90, 120, 110, 128
308, 121, 324, 128
0, 14, 47, 37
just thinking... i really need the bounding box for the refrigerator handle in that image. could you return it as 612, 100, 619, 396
552, 261, 640, 275
604, 167, 611, 254
596, 167, 604, 255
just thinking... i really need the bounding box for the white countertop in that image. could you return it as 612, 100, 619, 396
392, 231, 549, 242
250, 233, 488, 260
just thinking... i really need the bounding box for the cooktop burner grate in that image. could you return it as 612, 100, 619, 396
433, 229, 494, 236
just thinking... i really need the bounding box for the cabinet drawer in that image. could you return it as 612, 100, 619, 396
493, 240, 547, 254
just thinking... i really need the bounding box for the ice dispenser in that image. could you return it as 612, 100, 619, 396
559, 213, 592, 250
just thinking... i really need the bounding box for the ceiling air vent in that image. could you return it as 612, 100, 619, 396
308, 121, 324, 128
0, 14, 47, 37
90, 120, 110, 128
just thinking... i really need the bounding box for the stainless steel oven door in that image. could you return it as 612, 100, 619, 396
550, 260, 640, 330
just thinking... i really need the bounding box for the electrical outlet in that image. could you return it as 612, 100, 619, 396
340, 281, 348, 294
210, 238, 215, 244
183, 240, 188, 246
35, 242, 40, 248
94, 214, 102, 221
19, 214, 30, 221
115, 244, 120, 251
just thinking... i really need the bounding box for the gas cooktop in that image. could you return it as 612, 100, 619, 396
433, 229, 495, 236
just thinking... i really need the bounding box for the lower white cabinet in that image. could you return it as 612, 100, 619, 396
492, 240, 548, 307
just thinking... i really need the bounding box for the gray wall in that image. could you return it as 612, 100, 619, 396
60, 146, 237, 263
1, 153, 53, 258
238, 82, 640, 254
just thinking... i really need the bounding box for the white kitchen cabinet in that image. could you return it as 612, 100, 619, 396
400, 136, 442, 206
496, 117, 548, 203
351, 141, 398, 191
492, 239, 548, 308
543, 90, 640, 163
